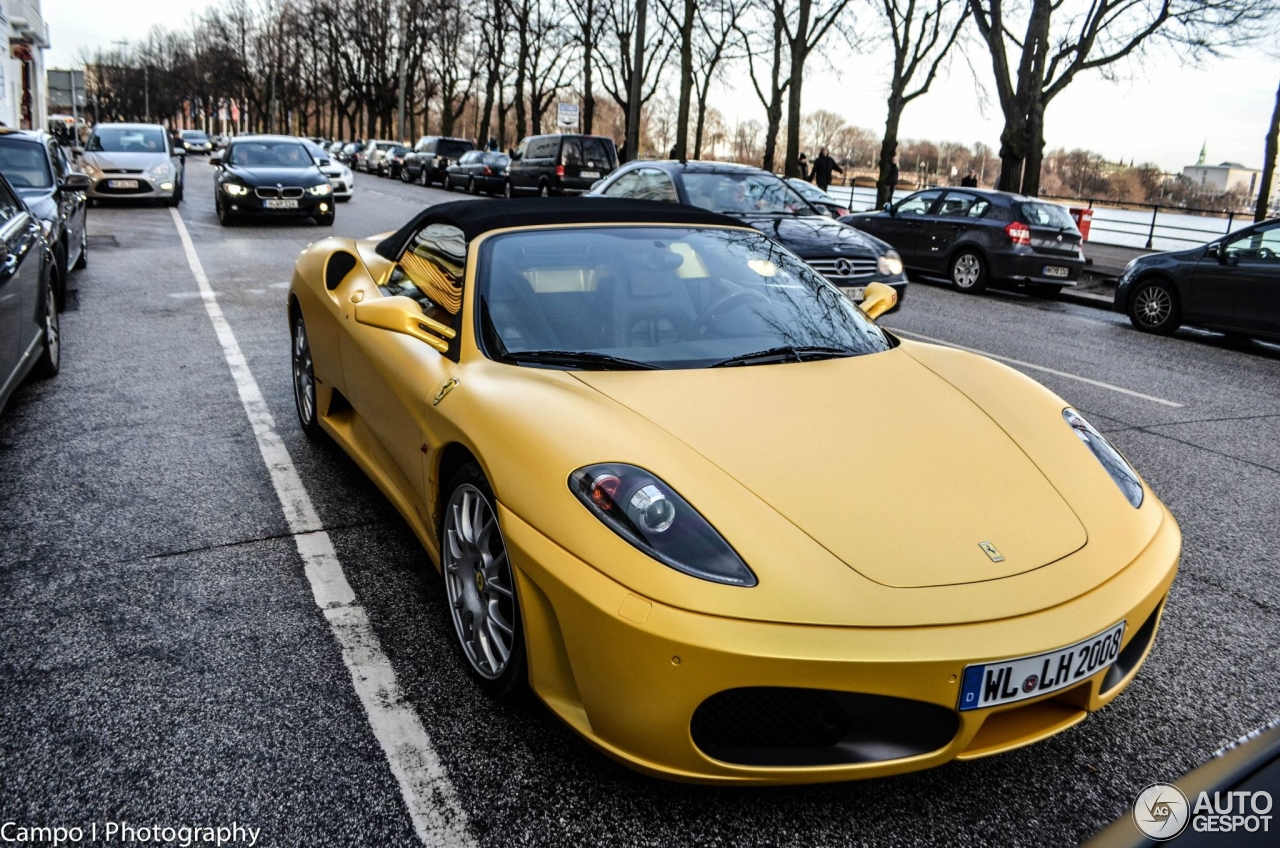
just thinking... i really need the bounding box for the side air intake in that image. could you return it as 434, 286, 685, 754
325, 250, 358, 290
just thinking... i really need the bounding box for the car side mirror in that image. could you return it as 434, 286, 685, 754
58, 173, 91, 193
859, 282, 898, 320
209, 155, 222, 167
883, 202, 894, 215
1206, 243, 1220, 260
319, 158, 331, 167
353, 295, 457, 353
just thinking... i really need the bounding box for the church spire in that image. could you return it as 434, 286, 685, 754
1197, 141, 1206, 165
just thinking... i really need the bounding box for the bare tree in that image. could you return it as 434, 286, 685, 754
597, 0, 672, 155
1256, 74, 1279, 222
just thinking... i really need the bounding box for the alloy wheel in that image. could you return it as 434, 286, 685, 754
43, 284, 59, 368
292, 316, 316, 428
1133, 284, 1172, 328
443, 484, 517, 680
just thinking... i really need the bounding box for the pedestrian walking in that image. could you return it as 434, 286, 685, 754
797, 153, 811, 181
812, 148, 843, 192
961, 169, 978, 187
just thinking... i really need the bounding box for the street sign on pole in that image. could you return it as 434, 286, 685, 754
557, 102, 579, 130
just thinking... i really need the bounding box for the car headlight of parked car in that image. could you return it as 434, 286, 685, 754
1063, 408, 1144, 508
223, 183, 250, 196
569, 464, 757, 587
308, 183, 333, 196
878, 251, 904, 277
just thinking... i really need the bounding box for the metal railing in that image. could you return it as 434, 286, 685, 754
1037, 194, 1254, 250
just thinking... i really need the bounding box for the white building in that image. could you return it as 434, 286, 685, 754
0, 0, 49, 130
1182, 143, 1276, 203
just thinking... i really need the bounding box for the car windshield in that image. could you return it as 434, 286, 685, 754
227, 141, 313, 168
301, 141, 329, 162
88, 127, 168, 154
1020, 201, 1077, 230
477, 226, 891, 370
682, 172, 815, 217
182, 131, 208, 141
437, 140, 473, 158
0, 138, 52, 189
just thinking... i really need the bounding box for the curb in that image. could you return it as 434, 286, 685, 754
1059, 288, 1114, 310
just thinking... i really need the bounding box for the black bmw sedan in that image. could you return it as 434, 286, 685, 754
588, 161, 908, 307
212, 135, 335, 227
843, 188, 1084, 297
1114, 217, 1280, 342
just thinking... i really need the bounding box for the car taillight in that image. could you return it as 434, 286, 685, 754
555, 164, 565, 177
482, 165, 492, 175
836, 208, 849, 217
1005, 221, 1031, 246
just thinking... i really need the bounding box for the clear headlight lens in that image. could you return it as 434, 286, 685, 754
309, 183, 332, 196
80, 163, 100, 177
569, 464, 757, 586
223, 183, 250, 196
878, 250, 904, 276
147, 162, 171, 179
1063, 408, 1143, 508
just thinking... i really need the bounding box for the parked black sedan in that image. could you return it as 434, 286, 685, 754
843, 188, 1084, 296
211, 135, 335, 227
1114, 217, 1280, 342
0, 172, 59, 414
445, 150, 510, 194
588, 160, 907, 306
0, 129, 89, 310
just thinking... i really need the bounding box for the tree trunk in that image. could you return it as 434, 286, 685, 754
514, 16, 530, 141
876, 92, 904, 208
783, 0, 812, 178
759, 5, 784, 172
673, 0, 695, 159
582, 0, 596, 134
1020, 97, 1046, 196
1256, 76, 1280, 223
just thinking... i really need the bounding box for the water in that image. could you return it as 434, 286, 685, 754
824, 184, 1251, 253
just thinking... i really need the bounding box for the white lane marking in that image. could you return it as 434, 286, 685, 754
168, 208, 474, 847
891, 327, 1186, 408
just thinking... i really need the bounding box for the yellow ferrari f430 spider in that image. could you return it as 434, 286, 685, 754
287, 198, 1180, 784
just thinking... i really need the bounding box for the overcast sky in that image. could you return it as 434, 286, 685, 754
46, 0, 1279, 173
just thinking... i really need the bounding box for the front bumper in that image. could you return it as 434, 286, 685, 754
990, 250, 1086, 285
501, 499, 1180, 784
222, 192, 334, 217
86, 175, 179, 200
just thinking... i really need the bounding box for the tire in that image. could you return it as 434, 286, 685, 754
52, 244, 67, 311
949, 250, 987, 293
72, 225, 87, 270
291, 312, 323, 439
538, 182, 550, 197
217, 199, 235, 227
466, 176, 475, 195
503, 180, 514, 199
419, 167, 429, 187
445, 177, 454, 192
31, 272, 60, 379
400, 166, 412, 183
1126, 278, 1181, 335
441, 463, 527, 698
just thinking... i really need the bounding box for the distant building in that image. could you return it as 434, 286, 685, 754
0, 0, 50, 130
1182, 143, 1276, 204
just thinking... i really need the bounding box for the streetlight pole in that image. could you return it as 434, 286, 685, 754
624, 0, 647, 163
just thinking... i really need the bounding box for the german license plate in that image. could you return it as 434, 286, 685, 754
107, 179, 138, 189
958, 621, 1126, 711
581, 170, 600, 178
1042, 266, 1069, 278
265, 198, 299, 209
847, 286, 865, 301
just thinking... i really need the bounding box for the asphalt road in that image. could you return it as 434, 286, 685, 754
2, 159, 1278, 847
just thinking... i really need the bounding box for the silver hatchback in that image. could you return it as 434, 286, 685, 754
74, 123, 184, 205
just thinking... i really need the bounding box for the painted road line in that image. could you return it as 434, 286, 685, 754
169, 208, 473, 848
892, 327, 1185, 408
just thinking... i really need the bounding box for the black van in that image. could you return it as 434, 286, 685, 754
505, 134, 618, 197
402, 136, 475, 187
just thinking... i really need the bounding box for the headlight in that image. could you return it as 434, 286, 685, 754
1063, 408, 1143, 508
569, 464, 757, 586
878, 250, 904, 276
80, 163, 100, 177
309, 183, 332, 196
223, 183, 250, 196
147, 162, 172, 179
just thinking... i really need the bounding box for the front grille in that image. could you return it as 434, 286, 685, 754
691, 687, 958, 767
255, 186, 305, 199
807, 256, 877, 281
101, 168, 143, 175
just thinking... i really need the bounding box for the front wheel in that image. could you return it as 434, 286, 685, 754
1127, 278, 1181, 335
445, 177, 454, 192
400, 167, 412, 183
72, 226, 88, 270
950, 250, 987, 293
466, 177, 475, 195
538, 182, 550, 197
441, 464, 526, 698
32, 274, 60, 379
216, 200, 235, 227
503, 180, 514, 199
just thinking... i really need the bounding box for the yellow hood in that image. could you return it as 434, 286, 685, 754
572, 347, 1087, 588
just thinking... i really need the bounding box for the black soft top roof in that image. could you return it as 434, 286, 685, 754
374, 197, 746, 260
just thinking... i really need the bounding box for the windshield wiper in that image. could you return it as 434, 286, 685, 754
709, 345, 857, 368
504, 349, 659, 371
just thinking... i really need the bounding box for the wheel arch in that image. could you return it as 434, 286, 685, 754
1123, 269, 1182, 313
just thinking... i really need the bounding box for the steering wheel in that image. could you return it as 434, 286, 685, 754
696, 289, 769, 336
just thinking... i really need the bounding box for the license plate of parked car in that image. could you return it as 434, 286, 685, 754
107, 180, 138, 189
847, 286, 865, 301
958, 621, 1126, 711
265, 199, 299, 209
581, 170, 600, 178
1042, 266, 1070, 278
